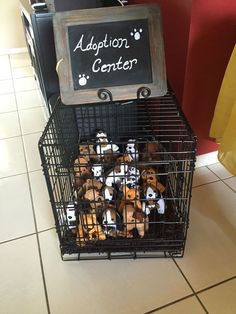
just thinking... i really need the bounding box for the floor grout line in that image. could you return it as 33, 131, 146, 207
220, 179, 236, 194
192, 179, 220, 189
196, 275, 236, 294
144, 294, 195, 313
206, 166, 236, 192
0, 105, 44, 114
21, 143, 52, 314
172, 258, 209, 313
206, 165, 234, 181
0, 228, 55, 246
0, 171, 28, 180
0, 129, 43, 140
17, 105, 44, 112
0, 232, 37, 245
9, 59, 51, 314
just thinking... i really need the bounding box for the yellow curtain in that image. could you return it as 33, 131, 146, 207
210, 44, 236, 175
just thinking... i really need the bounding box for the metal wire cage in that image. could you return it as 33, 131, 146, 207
39, 91, 196, 260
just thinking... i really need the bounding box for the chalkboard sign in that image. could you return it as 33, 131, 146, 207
53, 4, 167, 105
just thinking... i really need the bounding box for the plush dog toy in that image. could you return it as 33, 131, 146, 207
65, 203, 77, 230
77, 213, 106, 245
141, 167, 165, 193
142, 186, 165, 215
141, 142, 159, 162
118, 186, 142, 213
105, 163, 128, 187
102, 208, 122, 237
91, 164, 104, 182
77, 178, 103, 198
122, 166, 140, 188
79, 144, 100, 162
125, 139, 139, 161
96, 130, 119, 157
122, 204, 148, 238
84, 189, 104, 212
103, 186, 116, 202
74, 156, 90, 178
83, 178, 103, 191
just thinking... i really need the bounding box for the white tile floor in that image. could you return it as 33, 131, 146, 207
0, 53, 236, 314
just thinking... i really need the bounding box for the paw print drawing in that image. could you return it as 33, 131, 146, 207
130, 28, 143, 41
78, 74, 89, 86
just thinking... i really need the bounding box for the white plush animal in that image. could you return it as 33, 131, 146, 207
66, 203, 76, 229
105, 164, 128, 187
102, 208, 123, 237
91, 164, 104, 182
125, 139, 139, 161
102, 209, 117, 228
96, 130, 119, 157
142, 186, 165, 215
121, 166, 140, 188
96, 143, 120, 157
104, 186, 114, 201
128, 166, 140, 176
96, 130, 109, 143
123, 175, 139, 188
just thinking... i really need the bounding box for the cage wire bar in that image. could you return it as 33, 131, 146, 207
39, 91, 196, 261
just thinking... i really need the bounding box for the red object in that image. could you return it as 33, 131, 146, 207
129, 0, 236, 155
129, 0, 192, 103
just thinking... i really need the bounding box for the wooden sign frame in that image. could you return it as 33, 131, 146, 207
53, 4, 167, 105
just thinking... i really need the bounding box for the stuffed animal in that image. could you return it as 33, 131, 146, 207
105, 163, 128, 187
142, 186, 165, 215
103, 149, 117, 164
122, 166, 140, 188
103, 186, 116, 202
84, 189, 104, 212
95, 130, 119, 157
77, 178, 103, 198
128, 166, 140, 177
123, 175, 139, 189
125, 139, 139, 161
116, 154, 133, 164
118, 186, 142, 213
96, 130, 109, 143
141, 142, 159, 162
74, 175, 85, 189
102, 208, 122, 237
74, 156, 90, 178
79, 144, 100, 161
83, 178, 103, 191
65, 203, 77, 229
141, 167, 156, 180
77, 213, 106, 245
91, 164, 104, 182
122, 204, 147, 238
141, 167, 165, 193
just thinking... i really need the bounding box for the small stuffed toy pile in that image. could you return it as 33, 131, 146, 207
73, 130, 166, 245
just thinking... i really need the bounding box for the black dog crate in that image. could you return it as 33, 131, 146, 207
39, 91, 196, 260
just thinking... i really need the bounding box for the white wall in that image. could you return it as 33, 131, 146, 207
0, 0, 26, 51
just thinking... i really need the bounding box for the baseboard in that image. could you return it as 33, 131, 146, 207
195, 151, 218, 168
0, 47, 28, 55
